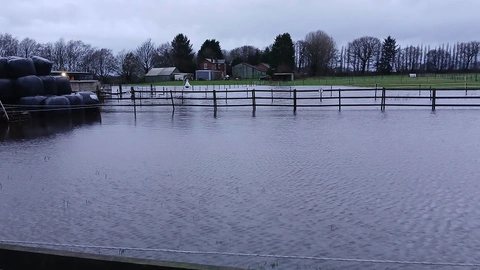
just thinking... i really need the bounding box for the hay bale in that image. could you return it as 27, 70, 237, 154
63, 93, 84, 112
0, 57, 7, 78
45, 95, 71, 115
54, 76, 72, 95
77, 91, 99, 105
31, 56, 53, 76
7, 56, 36, 79
0, 79, 14, 102
19, 95, 47, 111
39, 75, 58, 95
14, 75, 45, 98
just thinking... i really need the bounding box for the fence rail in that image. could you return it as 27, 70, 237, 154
3, 87, 480, 120
95, 87, 480, 114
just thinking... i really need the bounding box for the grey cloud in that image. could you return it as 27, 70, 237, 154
1, 0, 479, 53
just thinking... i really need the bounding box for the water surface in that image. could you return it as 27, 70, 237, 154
1, 106, 480, 269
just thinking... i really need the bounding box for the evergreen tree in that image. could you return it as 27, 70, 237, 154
260, 47, 271, 64
171, 33, 195, 73
270, 33, 295, 72
377, 36, 397, 74
197, 39, 223, 65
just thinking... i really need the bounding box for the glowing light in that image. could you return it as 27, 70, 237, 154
61, 72, 67, 77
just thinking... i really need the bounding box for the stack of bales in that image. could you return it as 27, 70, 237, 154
0, 56, 99, 116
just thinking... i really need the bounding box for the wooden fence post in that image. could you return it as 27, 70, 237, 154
169, 90, 175, 111
432, 88, 436, 111
381, 87, 386, 111
213, 90, 217, 113
375, 84, 377, 100
119, 84, 123, 99
252, 88, 256, 112
338, 89, 341, 111
150, 84, 153, 96
293, 89, 297, 112
319, 88, 323, 102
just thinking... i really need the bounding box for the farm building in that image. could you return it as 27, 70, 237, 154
199, 58, 227, 75
195, 70, 223, 81
51, 71, 93, 80
232, 63, 266, 79
145, 67, 180, 82
256, 63, 270, 72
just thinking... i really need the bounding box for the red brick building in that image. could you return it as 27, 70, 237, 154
198, 58, 227, 76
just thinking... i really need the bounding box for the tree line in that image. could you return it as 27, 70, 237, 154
0, 31, 479, 82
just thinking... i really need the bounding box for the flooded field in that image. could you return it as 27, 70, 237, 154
1, 100, 480, 269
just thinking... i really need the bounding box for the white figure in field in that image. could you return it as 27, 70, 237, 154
184, 78, 191, 89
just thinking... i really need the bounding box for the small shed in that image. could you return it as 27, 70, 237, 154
195, 70, 222, 81
232, 63, 266, 79
273, 73, 294, 81
145, 67, 179, 82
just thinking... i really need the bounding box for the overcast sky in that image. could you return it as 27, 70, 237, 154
1, 0, 479, 53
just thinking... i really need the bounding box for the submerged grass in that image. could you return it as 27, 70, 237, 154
136, 73, 480, 90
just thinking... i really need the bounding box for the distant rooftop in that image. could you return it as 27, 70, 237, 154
145, 67, 177, 76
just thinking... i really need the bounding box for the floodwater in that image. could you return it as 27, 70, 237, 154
2, 97, 480, 269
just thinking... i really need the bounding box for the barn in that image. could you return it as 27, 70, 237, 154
145, 67, 180, 82
232, 63, 266, 79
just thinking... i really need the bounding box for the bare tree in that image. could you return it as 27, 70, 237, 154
228, 45, 260, 63
303, 30, 337, 76
347, 36, 381, 74
458, 41, 480, 70
295, 40, 307, 73
37, 42, 54, 62
116, 49, 139, 82
154, 42, 174, 67
0, 33, 19, 57
52, 38, 67, 70
135, 38, 156, 74
18, 38, 38, 58
64, 40, 86, 71
91, 48, 116, 82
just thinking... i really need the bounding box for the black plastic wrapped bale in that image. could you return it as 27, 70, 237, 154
39, 76, 58, 95
44, 95, 71, 116
77, 91, 100, 105
18, 96, 47, 115
31, 56, 53, 76
0, 79, 14, 103
14, 75, 45, 98
7, 56, 36, 79
63, 93, 84, 113
54, 76, 72, 95
0, 57, 7, 78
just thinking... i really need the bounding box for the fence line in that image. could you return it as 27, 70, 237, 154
4, 88, 480, 119
96, 87, 480, 114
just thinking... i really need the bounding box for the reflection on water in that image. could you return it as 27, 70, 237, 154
0, 112, 101, 141
2, 107, 480, 270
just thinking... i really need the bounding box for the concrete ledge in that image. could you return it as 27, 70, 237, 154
0, 243, 241, 270
70, 80, 101, 92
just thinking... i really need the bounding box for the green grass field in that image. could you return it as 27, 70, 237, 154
139, 74, 480, 89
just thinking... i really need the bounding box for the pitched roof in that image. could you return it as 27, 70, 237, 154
205, 58, 226, 64
259, 63, 270, 68
233, 62, 260, 70
145, 67, 177, 76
